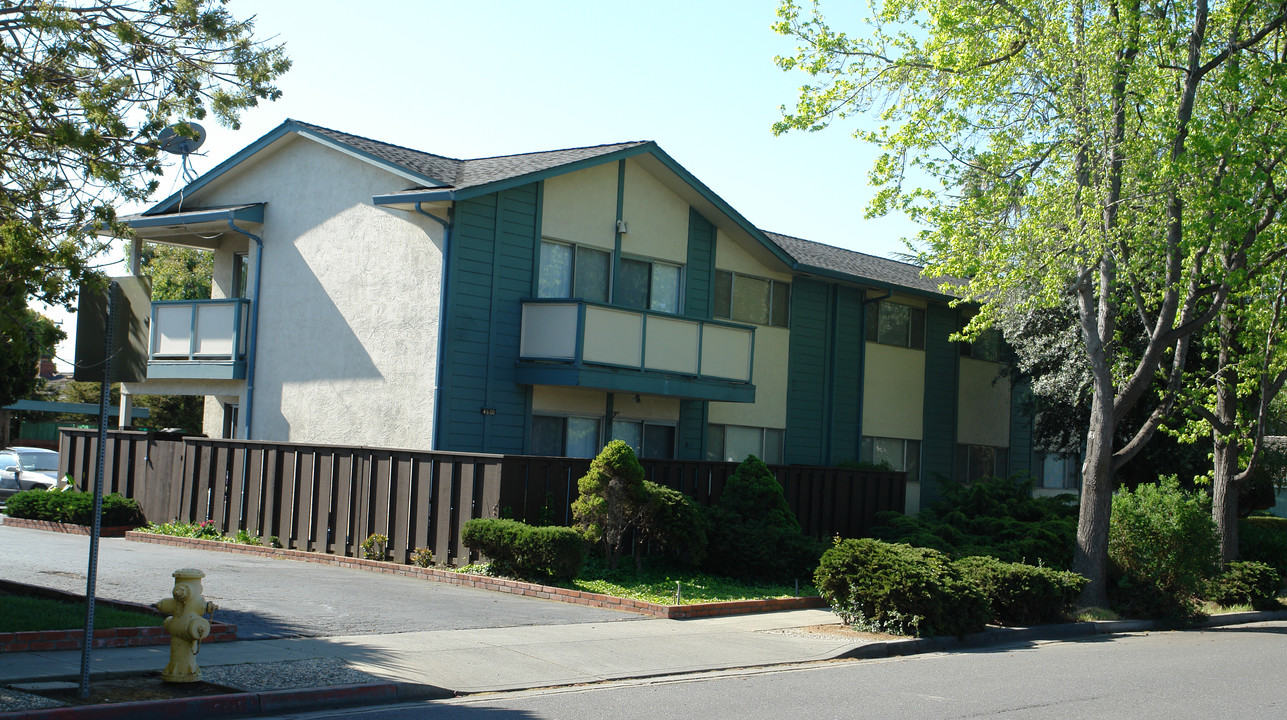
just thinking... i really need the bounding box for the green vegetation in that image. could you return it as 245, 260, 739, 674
871, 475, 1077, 569
702, 455, 823, 583
814, 537, 989, 638
1239, 516, 1287, 576
461, 518, 584, 581
954, 555, 1086, 627
0, 591, 162, 634
1204, 562, 1283, 611
4, 489, 143, 527
139, 520, 280, 548
1108, 477, 1220, 619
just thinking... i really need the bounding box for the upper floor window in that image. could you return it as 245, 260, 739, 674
618, 257, 682, 313
859, 436, 921, 482
713, 270, 790, 327
865, 300, 925, 349
960, 325, 1002, 362
538, 239, 610, 303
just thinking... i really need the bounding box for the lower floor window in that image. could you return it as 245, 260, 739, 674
1037, 451, 1080, 490
706, 425, 784, 465
956, 444, 1009, 483
859, 436, 920, 481
530, 415, 601, 458
611, 420, 676, 460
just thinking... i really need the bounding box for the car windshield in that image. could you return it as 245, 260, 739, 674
19, 452, 58, 472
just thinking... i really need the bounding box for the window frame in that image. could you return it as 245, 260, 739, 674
610, 418, 677, 460
864, 300, 926, 350
705, 424, 784, 465
530, 413, 604, 458
537, 238, 612, 303
713, 269, 791, 328
858, 436, 921, 481
616, 254, 684, 314
954, 443, 1010, 484
1037, 451, 1081, 490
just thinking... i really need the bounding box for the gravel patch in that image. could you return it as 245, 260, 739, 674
202, 657, 382, 691
0, 686, 66, 713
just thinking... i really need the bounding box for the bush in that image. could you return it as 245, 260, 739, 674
701, 455, 823, 583
571, 440, 648, 566
637, 480, 708, 566
361, 533, 389, 560
4, 488, 143, 527
953, 555, 1086, 626
814, 537, 989, 638
1108, 477, 1220, 619
461, 518, 585, 582
872, 475, 1078, 569
1203, 561, 1283, 610
1239, 516, 1287, 575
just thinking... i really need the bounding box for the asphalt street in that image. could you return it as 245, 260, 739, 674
0, 524, 640, 638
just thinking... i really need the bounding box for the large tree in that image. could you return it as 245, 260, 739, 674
774, 0, 1287, 605
0, 0, 289, 401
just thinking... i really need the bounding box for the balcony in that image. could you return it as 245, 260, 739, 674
516, 300, 756, 403
147, 299, 250, 380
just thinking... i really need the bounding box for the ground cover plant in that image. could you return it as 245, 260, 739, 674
3, 488, 143, 527
871, 475, 1077, 569
139, 520, 280, 547
0, 591, 163, 634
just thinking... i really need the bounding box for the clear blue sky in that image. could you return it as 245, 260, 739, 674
52, 0, 917, 366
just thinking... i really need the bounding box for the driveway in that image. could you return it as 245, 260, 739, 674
0, 524, 640, 639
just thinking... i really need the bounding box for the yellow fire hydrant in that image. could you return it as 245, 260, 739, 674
155, 568, 217, 683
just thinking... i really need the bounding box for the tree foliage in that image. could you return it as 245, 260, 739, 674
775, 0, 1287, 605
0, 0, 288, 406
0, 309, 64, 406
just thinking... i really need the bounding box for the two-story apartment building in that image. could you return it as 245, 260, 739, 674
101, 120, 1072, 513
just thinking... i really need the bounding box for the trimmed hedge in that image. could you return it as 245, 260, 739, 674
953, 555, 1086, 626
814, 537, 989, 638
1203, 561, 1283, 610
461, 518, 584, 581
3, 488, 143, 527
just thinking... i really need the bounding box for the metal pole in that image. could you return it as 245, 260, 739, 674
80, 281, 116, 699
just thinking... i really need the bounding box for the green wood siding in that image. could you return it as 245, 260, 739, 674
1008, 379, 1034, 479
685, 210, 715, 319
677, 399, 707, 460
920, 302, 959, 507
439, 185, 538, 454
785, 279, 832, 465
828, 286, 865, 463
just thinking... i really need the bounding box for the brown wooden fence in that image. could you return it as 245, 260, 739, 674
59, 430, 905, 566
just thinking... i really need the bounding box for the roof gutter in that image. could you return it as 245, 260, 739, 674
224, 219, 264, 440
413, 201, 454, 451
373, 189, 457, 206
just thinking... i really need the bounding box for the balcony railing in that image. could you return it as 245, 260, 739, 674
519, 299, 754, 384
147, 299, 249, 380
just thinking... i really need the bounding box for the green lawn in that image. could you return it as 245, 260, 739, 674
0, 591, 165, 634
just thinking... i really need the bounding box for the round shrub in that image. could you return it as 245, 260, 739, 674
1238, 516, 1287, 575
461, 518, 585, 582
954, 555, 1086, 626
1108, 477, 1219, 618
571, 440, 647, 566
638, 480, 708, 566
1203, 561, 1282, 610
814, 537, 989, 638
4, 488, 143, 526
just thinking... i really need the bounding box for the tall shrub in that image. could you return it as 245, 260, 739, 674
703, 455, 822, 582
571, 441, 647, 567
1108, 477, 1220, 618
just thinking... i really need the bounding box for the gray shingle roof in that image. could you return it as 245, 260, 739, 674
294, 120, 648, 191
763, 230, 963, 297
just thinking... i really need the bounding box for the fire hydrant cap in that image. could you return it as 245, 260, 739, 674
172, 568, 205, 580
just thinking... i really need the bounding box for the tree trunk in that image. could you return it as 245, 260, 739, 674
1211, 435, 1240, 566
1073, 385, 1116, 608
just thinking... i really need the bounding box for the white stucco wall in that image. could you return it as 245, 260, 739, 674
183, 135, 445, 448
957, 357, 1011, 447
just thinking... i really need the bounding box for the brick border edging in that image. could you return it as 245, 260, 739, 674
1, 517, 138, 537
124, 531, 827, 619
0, 579, 237, 653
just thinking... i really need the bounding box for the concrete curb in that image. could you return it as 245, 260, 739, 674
123, 531, 826, 618
834, 609, 1287, 660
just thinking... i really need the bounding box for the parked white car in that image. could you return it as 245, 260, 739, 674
0, 447, 62, 501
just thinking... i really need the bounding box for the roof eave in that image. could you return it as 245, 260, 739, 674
792, 263, 960, 301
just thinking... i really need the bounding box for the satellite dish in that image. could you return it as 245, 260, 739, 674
156, 122, 207, 155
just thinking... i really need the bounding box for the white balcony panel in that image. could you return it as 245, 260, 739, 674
520, 303, 579, 360
583, 306, 642, 368
193, 303, 237, 357
643, 316, 700, 375
153, 305, 195, 357
700, 324, 753, 381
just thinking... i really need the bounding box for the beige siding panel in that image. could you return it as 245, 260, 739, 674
583, 306, 643, 367
621, 159, 689, 264
862, 342, 925, 440
541, 163, 617, 250
957, 358, 1011, 446
715, 229, 792, 282
699, 324, 753, 381
707, 325, 789, 429
642, 316, 700, 375
611, 393, 681, 422
532, 386, 607, 417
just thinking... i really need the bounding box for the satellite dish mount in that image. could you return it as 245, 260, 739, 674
157, 121, 207, 183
